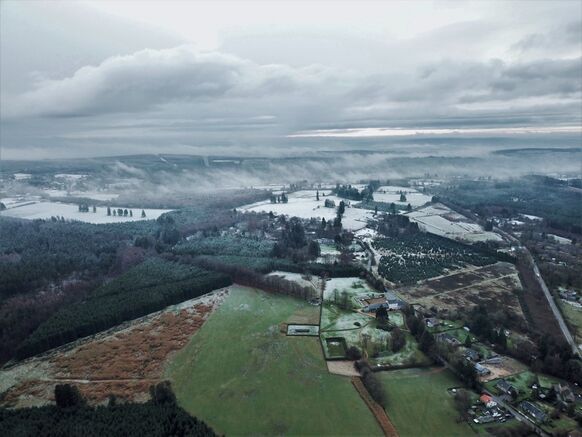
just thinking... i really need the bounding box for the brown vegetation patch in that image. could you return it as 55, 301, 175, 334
53, 305, 212, 381
1, 379, 53, 408
0, 291, 227, 408
478, 356, 527, 382
399, 263, 527, 328
77, 380, 153, 404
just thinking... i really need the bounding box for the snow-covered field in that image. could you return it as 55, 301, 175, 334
240, 190, 373, 230
54, 173, 87, 180
13, 173, 32, 180
372, 185, 432, 207
519, 214, 543, 221
406, 203, 503, 242
267, 271, 319, 290
0, 200, 170, 224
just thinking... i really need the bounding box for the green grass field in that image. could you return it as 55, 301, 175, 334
166, 286, 382, 436
378, 367, 474, 437
559, 301, 582, 342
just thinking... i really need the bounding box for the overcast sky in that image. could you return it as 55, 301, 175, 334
0, 0, 580, 159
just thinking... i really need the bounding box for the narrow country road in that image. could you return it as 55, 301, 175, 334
524, 249, 580, 357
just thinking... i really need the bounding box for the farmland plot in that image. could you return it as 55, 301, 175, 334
166, 286, 382, 436
406, 203, 503, 242
373, 186, 432, 207
398, 262, 526, 323
241, 190, 373, 230
378, 367, 473, 437
0, 199, 170, 223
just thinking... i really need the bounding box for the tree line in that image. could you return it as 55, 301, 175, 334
191, 256, 317, 301
0, 382, 215, 437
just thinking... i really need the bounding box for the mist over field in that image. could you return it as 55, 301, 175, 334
1, 2, 581, 436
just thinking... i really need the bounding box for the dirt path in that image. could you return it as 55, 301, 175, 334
326, 360, 360, 377
351, 376, 399, 437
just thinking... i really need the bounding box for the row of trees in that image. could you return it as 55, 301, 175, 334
269, 193, 288, 203
334, 184, 369, 201
77, 203, 95, 213
192, 257, 317, 301
355, 360, 387, 407
106, 207, 145, 218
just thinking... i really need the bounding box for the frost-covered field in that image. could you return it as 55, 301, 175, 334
373, 186, 432, 207
13, 173, 32, 180
241, 190, 372, 230
406, 204, 502, 242
267, 271, 319, 290
54, 173, 87, 180
0, 200, 171, 224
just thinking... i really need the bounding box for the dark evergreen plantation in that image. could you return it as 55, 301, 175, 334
0, 218, 151, 301
16, 259, 231, 359
0, 384, 215, 437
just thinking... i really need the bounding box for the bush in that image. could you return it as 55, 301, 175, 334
55, 384, 85, 409
346, 346, 362, 360
362, 370, 387, 408
391, 327, 406, 353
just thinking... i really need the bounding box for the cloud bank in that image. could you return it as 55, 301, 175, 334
0, 1, 580, 159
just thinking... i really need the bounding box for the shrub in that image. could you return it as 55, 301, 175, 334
346, 346, 363, 360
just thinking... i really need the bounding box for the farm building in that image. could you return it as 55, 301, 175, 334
554, 383, 576, 404
520, 401, 547, 423
559, 289, 578, 302
463, 348, 480, 362
436, 333, 461, 347
385, 291, 406, 310
474, 363, 491, 376
362, 292, 405, 312
363, 297, 390, 312
480, 394, 497, 408
425, 317, 439, 328
496, 379, 519, 397
480, 356, 502, 365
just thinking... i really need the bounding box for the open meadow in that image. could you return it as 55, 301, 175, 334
241, 190, 373, 230
166, 286, 382, 436
559, 300, 582, 345
373, 185, 432, 207
378, 367, 474, 437
0, 199, 170, 223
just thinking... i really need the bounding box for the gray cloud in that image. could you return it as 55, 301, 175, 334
5, 47, 340, 118
0, 1, 581, 159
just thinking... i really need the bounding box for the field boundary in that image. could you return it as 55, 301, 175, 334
351, 376, 399, 437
